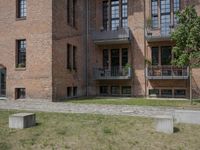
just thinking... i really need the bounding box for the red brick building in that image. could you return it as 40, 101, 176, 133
0, 0, 199, 101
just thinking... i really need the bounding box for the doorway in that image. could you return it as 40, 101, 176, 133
111, 49, 120, 76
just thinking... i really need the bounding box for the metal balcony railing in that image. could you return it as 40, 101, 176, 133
94, 66, 132, 80
145, 28, 172, 42
146, 66, 189, 80
92, 27, 131, 45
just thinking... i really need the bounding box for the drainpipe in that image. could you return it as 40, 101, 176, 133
144, 0, 147, 97
86, 0, 89, 96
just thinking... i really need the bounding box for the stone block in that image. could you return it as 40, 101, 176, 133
175, 110, 200, 125
155, 115, 174, 134
9, 113, 36, 129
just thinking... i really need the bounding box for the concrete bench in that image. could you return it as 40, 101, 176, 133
9, 113, 36, 129
175, 110, 200, 125
155, 115, 174, 134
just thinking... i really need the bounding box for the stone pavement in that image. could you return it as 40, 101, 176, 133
0, 99, 177, 118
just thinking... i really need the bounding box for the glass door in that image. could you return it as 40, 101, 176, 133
111, 49, 120, 76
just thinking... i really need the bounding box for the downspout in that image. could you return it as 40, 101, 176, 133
144, 0, 147, 97
86, 0, 89, 96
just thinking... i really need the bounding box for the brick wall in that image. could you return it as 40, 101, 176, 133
0, 0, 53, 100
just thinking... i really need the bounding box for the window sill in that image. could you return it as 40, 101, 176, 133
16, 17, 26, 21
15, 68, 26, 71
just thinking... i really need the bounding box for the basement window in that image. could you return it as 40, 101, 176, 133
174, 89, 186, 98
100, 86, 109, 95
111, 86, 120, 95
149, 89, 159, 97
122, 86, 131, 95
16, 88, 26, 99
161, 89, 172, 98
67, 87, 72, 97
73, 87, 77, 97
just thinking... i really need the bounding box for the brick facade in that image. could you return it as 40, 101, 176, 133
0, 0, 199, 101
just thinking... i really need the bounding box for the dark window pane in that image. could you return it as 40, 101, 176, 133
73, 87, 77, 96
149, 89, 159, 96
103, 1, 109, 30
161, 46, 172, 65
152, 47, 159, 65
17, 40, 26, 68
0, 69, 6, 97
122, 48, 128, 66
100, 86, 109, 95
67, 44, 71, 69
73, 46, 76, 70
67, 0, 76, 27
161, 89, 172, 97
122, 86, 131, 95
111, 49, 120, 76
111, 86, 120, 95
67, 87, 72, 97
174, 89, 186, 98
16, 88, 26, 99
103, 49, 109, 69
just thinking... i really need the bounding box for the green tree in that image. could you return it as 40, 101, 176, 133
171, 5, 200, 103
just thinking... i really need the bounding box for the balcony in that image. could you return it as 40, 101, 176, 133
146, 66, 189, 80
94, 66, 132, 80
145, 28, 172, 42
92, 28, 131, 45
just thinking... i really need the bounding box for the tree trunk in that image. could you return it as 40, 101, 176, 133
190, 66, 193, 104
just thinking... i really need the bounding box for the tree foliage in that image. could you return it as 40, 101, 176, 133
171, 5, 200, 67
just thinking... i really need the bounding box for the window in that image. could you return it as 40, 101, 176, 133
103, 49, 109, 69
67, 44, 77, 71
67, 87, 72, 97
160, 0, 171, 35
161, 46, 171, 65
111, 0, 120, 30
0, 69, 6, 97
111, 86, 120, 95
67, 0, 76, 27
16, 88, 26, 99
73, 46, 76, 70
122, 0, 128, 28
73, 87, 77, 97
16, 40, 26, 68
174, 89, 186, 98
151, 0, 180, 30
151, 47, 159, 65
100, 86, 109, 95
149, 89, 159, 97
122, 86, 131, 95
104, 0, 128, 31
173, 0, 180, 25
161, 89, 172, 97
151, 0, 158, 28
67, 44, 71, 69
103, 1, 109, 30
17, 0, 27, 18
122, 48, 128, 67
111, 49, 120, 76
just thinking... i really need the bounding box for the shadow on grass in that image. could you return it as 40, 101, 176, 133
34, 122, 42, 127
193, 100, 200, 103
174, 127, 180, 133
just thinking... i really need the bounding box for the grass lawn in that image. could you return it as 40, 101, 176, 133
1, 110, 200, 150
66, 98, 200, 109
